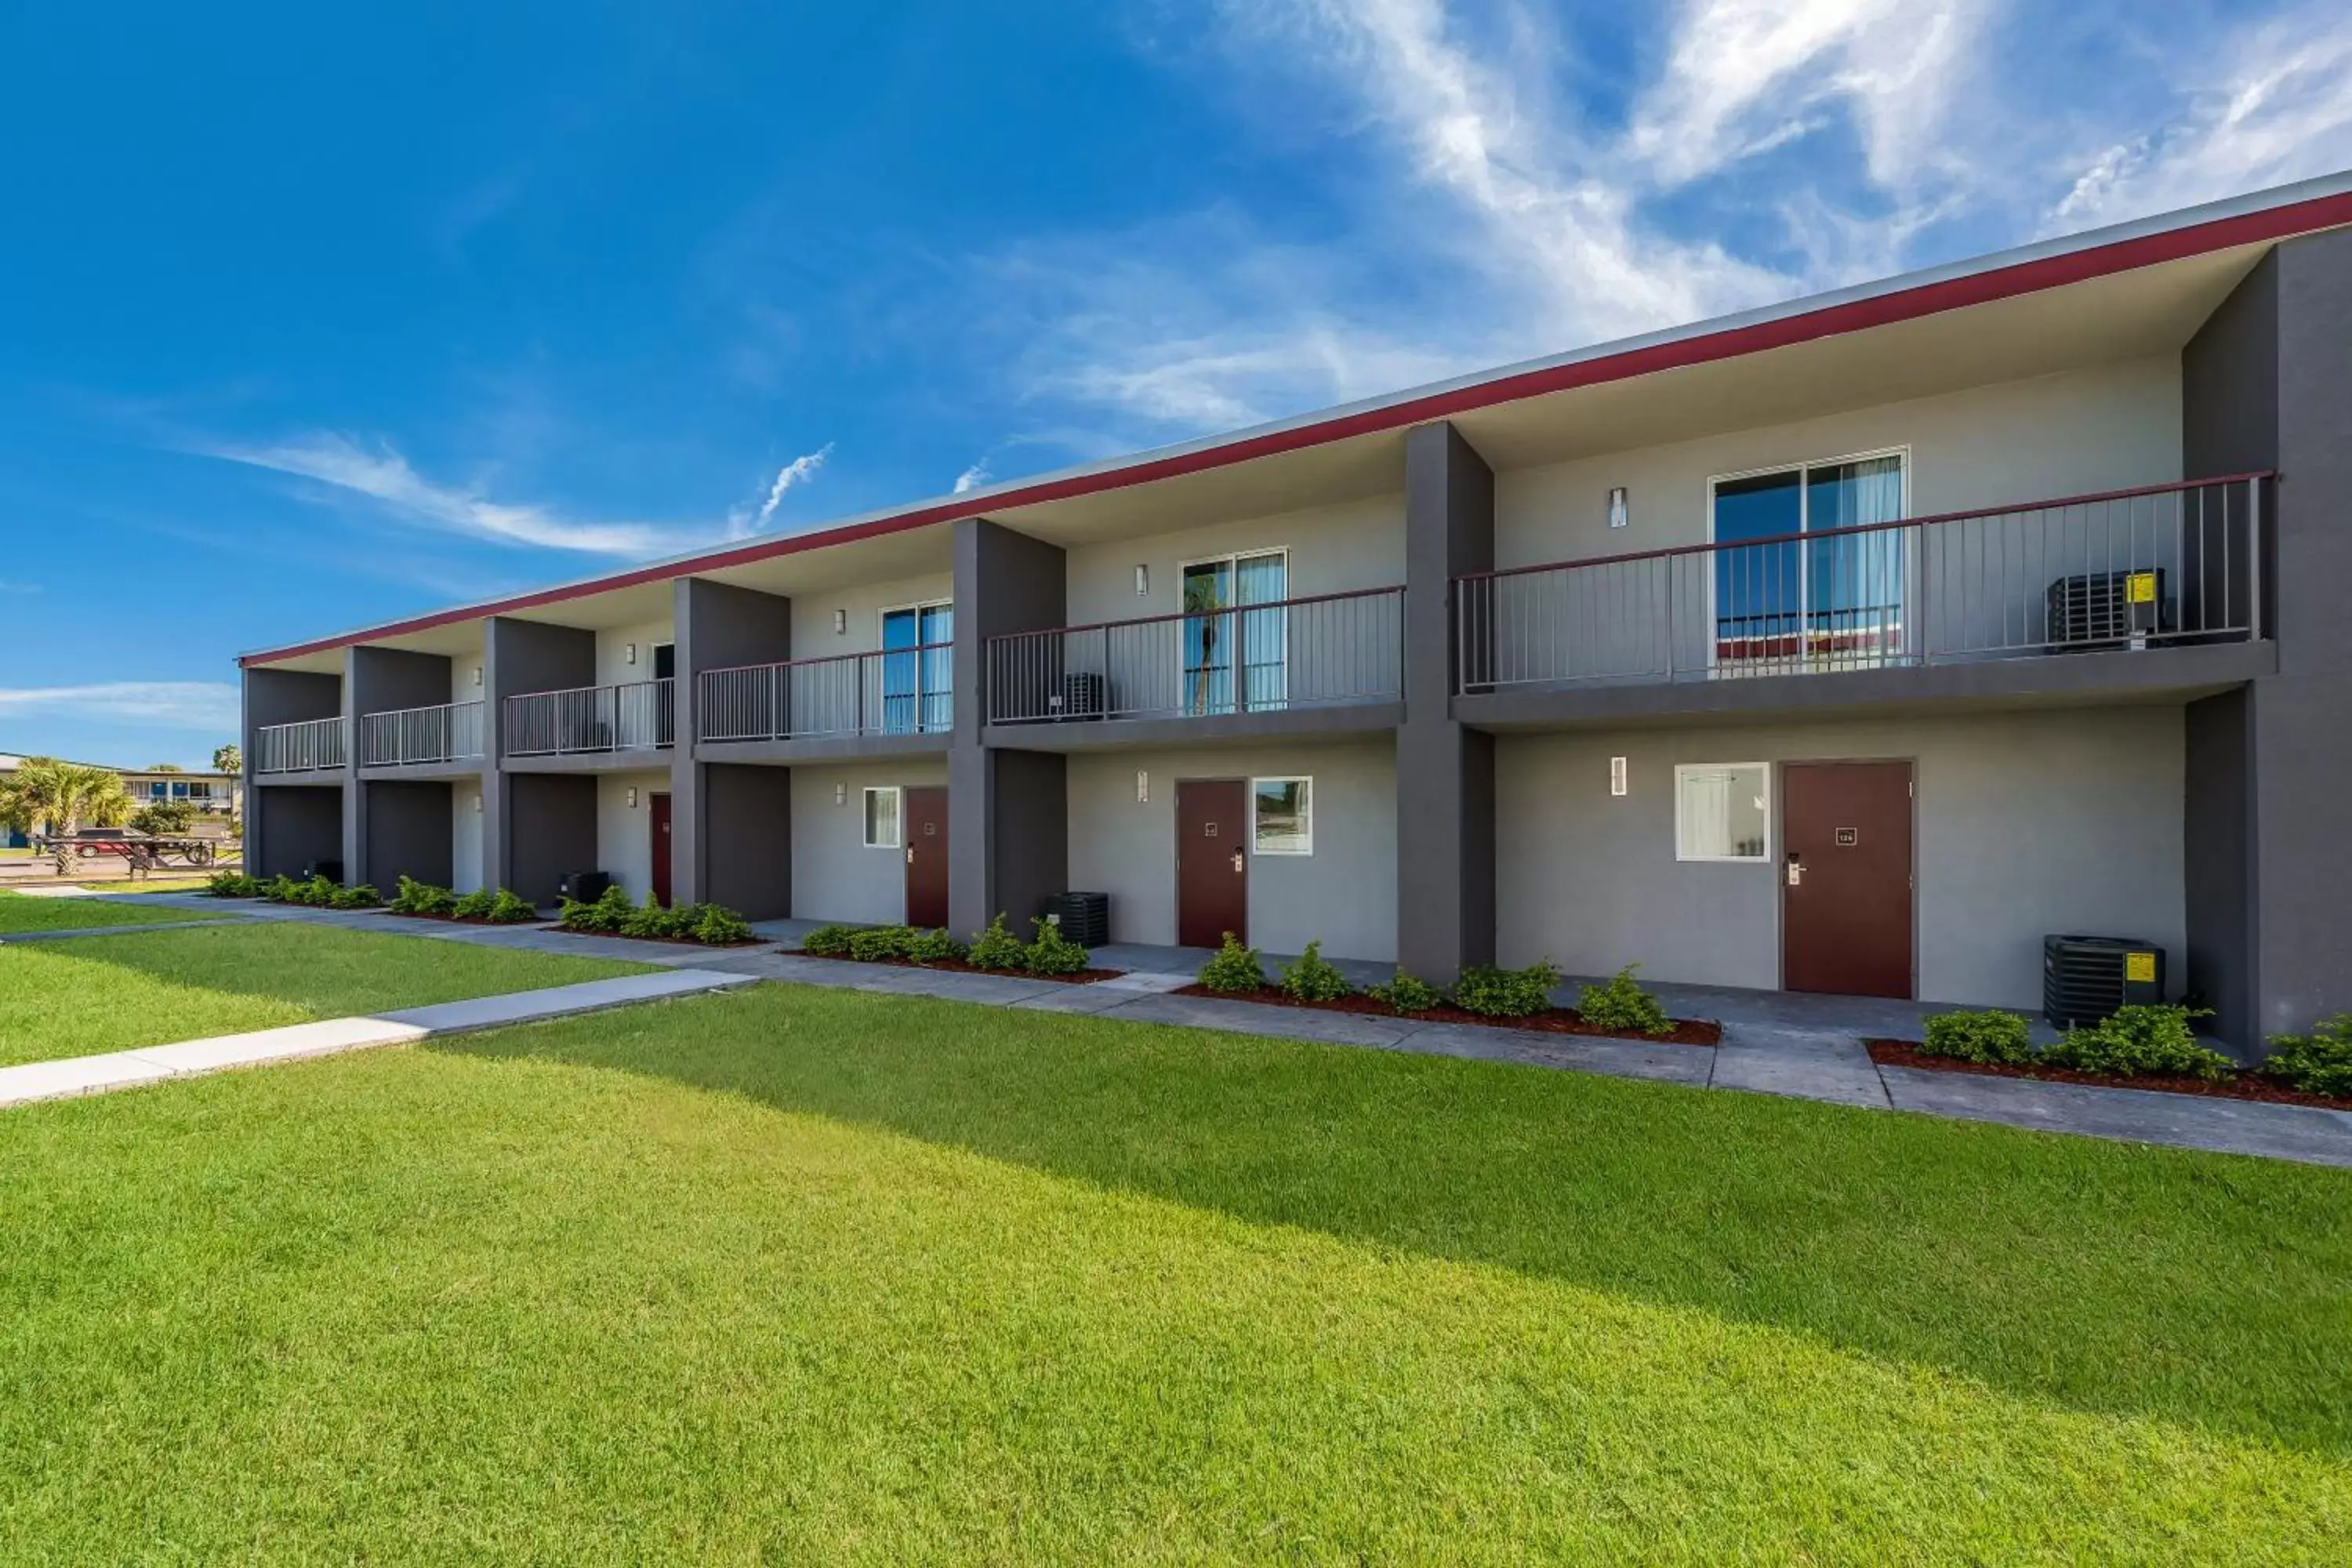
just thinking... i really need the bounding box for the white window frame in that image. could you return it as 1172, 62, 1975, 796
876, 597, 954, 648
862, 786, 902, 850
1249, 775, 1313, 856
1673, 761, 1772, 863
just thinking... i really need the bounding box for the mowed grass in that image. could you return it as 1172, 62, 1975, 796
0, 886, 234, 934
2, 982, 2347, 1561
0, 922, 655, 1065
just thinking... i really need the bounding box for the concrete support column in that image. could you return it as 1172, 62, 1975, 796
2181, 227, 2352, 1052
949, 517, 1069, 938
672, 578, 793, 910
1395, 421, 1496, 985
484, 616, 595, 896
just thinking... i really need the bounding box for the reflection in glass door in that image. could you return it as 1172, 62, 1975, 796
1711, 455, 1905, 673
1182, 551, 1287, 716
880, 602, 953, 733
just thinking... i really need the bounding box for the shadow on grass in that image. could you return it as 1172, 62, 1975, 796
444, 981, 2352, 1457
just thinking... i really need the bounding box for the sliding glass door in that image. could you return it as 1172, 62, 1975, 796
1711, 454, 1906, 673
1181, 550, 1287, 716
880, 602, 953, 733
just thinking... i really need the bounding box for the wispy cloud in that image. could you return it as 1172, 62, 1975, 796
746, 444, 834, 533
953, 461, 990, 494
200, 434, 713, 557
2048, 5, 2352, 231
0, 681, 241, 729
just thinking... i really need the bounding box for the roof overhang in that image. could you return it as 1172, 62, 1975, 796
241, 170, 2352, 670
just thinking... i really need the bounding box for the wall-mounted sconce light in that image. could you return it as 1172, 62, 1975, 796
473, 793, 484, 814
1136, 769, 1149, 803
626, 642, 638, 665
626, 786, 640, 808
1134, 564, 1149, 597
833, 781, 848, 805
829, 608, 846, 634
1607, 487, 1630, 529
472, 665, 484, 688
1610, 756, 1628, 797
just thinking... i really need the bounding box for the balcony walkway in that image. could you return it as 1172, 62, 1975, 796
31, 892, 2351, 1168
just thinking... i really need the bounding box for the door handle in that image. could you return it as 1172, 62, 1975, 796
1785, 853, 1802, 887
1231, 851, 1244, 873
906, 848, 915, 866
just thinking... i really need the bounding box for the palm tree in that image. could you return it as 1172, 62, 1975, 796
0, 757, 135, 874
212, 743, 241, 777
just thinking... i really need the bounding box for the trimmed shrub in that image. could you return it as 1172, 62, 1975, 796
450, 887, 495, 920
849, 925, 917, 963
1367, 970, 1443, 1014
388, 876, 456, 916
258, 874, 298, 902
801, 924, 855, 958
968, 914, 1026, 972
1921, 1009, 2035, 1065
1577, 964, 1674, 1036
292, 875, 337, 907
2043, 1004, 2232, 1081
560, 884, 635, 935
1453, 959, 1563, 1020
909, 927, 966, 964
2260, 1015, 2352, 1099
1198, 932, 1265, 993
1279, 940, 1352, 1003
483, 889, 538, 924
327, 883, 381, 910
691, 904, 755, 946
621, 893, 693, 940
1024, 917, 1089, 977
205, 871, 260, 898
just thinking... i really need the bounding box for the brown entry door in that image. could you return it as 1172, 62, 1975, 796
903, 786, 949, 929
1782, 761, 1913, 998
1176, 779, 1249, 949
649, 792, 673, 908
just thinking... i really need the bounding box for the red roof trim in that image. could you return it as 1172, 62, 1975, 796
241, 187, 2352, 667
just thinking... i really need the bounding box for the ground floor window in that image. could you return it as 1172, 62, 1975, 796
1251, 776, 1312, 855
863, 786, 902, 849
1675, 763, 1769, 861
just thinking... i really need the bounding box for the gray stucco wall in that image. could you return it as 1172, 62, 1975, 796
1065, 739, 1397, 961
361, 779, 453, 890
1494, 708, 2188, 1008
506, 771, 597, 906
1060, 492, 1404, 626
701, 763, 792, 919
790, 759, 949, 926
251, 785, 343, 880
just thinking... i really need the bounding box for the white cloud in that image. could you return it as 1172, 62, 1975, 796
200, 434, 720, 557
751, 444, 833, 531
2048, 8, 2352, 231
953, 461, 990, 494
0, 682, 241, 730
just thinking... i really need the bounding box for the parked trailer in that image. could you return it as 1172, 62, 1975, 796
38, 833, 217, 872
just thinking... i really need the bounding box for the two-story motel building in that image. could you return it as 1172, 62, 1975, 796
239, 174, 2352, 1052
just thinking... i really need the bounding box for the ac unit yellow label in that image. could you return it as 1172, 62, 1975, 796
2125, 572, 2158, 604
2125, 951, 2157, 982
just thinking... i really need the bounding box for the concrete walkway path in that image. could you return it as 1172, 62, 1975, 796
0, 969, 755, 1109
40, 891, 2352, 1167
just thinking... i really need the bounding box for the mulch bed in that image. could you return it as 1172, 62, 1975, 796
1173, 984, 1723, 1045
553, 924, 764, 949
1865, 1040, 2349, 1109
821, 954, 1124, 985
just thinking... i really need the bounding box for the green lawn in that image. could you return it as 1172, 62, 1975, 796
0, 886, 237, 935
2, 982, 2347, 1561
0, 922, 655, 1065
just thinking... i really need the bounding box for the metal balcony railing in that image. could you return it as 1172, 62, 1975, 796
503, 679, 674, 757
359, 700, 485, 767
253, 715, 347, 774
1455, 474, 2268, 694
697, 644, 953, 743
985, 586, 1404, 724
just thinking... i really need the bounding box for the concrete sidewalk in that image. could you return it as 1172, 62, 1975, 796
39, 891, 2352, 1167
0, 968, 756, 1109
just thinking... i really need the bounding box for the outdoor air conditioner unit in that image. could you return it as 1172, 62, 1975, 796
1043, 891, 1110, 947
1052, 671, 1108, 721
557, 869, 612, 904
2046, 569, 2172, 650
2042, 935, 2165, 1029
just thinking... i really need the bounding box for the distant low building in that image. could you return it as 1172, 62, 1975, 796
0, 754, 241, 847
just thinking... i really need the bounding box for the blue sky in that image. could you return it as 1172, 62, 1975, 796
4, 0, 2349, 768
